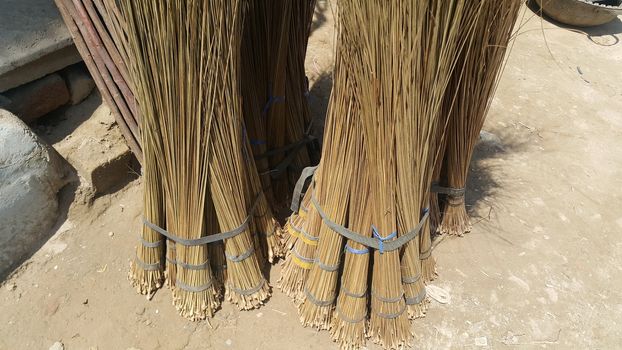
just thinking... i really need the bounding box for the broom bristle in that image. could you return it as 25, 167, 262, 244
439, 0, 522, 236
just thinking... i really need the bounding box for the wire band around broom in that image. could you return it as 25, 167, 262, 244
335, 305, 367, 324
431, 182, 465, 197
344, 244, 369, 255
405, 288, 427, 305
305, 287, 335, 307
225, 247, 255, 262
139, 237, 163, 248
310, 194, 429, 253
375, 302, 407, 319
228, 279, 266, 296
290, 165, 319, 212
340, 286, 367, 298
142, 193, 262, 247
133, 255, 162, 271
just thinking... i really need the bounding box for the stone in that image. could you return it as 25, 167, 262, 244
53, 100, 135, 196
0, 0, 81, 92
3, 74, 70, 124
479, 130, 504, 151
61, 63, 95, 105
49, 342, 64, 350
0, 109, 70, 278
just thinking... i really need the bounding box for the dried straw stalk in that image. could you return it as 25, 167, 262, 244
438, 0, 522, 236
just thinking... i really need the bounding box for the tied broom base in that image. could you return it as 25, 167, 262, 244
225, 279, 271, 310
172, 270, 220, 321
330, 295, 367, 350
439, 194, 472, 236
368, 308, 412, 350
429, 192, 442, 234
278, 251, 310, 300
299, 303, 333, 331
128, 254, 163, 295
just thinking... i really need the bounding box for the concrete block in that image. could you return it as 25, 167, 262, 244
4, 74, 70, 124
53, 99, 134, 196
0, 0, 80, 92
61, 63, 95, 105
0, 109, 71, 277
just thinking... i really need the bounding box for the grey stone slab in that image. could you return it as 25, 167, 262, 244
0, 0, 81, 92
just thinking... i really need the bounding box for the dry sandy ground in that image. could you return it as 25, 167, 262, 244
2, 3, 622, 349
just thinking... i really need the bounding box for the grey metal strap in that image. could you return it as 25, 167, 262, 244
143, 194, 261, 247
225, 247, 255, 262
431, 182, 465, 197
228, 279, 266, 296
405, 288, 427, 305
335, 305, 366, 324
288, 217, 302, 233
134, 255, 162, 271
317, 260, 340, 272
372, 290, 404, 303
311, 193, 429, 252
340, 286, 367, 298
290, 165, 318, 212
301, 228, 319, 242
177, 259, 211, 271
420, 247, 432, 260
305, 287, 335, 307
140, 237, 163, 248
402, 274, 422, 284
292, 248, 315, 263
374, 302, 407, 319
176, 278, 213, 293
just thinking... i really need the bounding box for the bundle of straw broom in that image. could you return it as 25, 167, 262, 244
436, 0, 522, 237
241, 0, 317, 211
123, 0, 271, 320
281, 1, 480, 348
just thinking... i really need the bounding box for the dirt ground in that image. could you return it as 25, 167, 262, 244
2, 3, 622, 349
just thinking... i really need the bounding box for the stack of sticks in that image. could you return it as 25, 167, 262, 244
54, 0, 141, 160
281, 0, 521, 348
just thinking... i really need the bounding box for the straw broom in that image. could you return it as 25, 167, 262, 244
438, 0, 522, 236
347, 2, 411, 346
122, 0, 257, 320
279, 11, 361, 301
203, 1, 271, 310
329, 155, 371, 350
122, 0, 167, 296
282, 0, 317, 188
290, 1, 477, 347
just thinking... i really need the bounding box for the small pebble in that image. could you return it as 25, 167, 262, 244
108, 232, 114, 237
49, 341, 64, 350
155, 309, 159, 314
145, 320, 152, 326
83, 299, 89, 305
256, 312, 263, 318
6, 283, 16, 291
54, 265, 58, 270
225, 339, 232, 346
